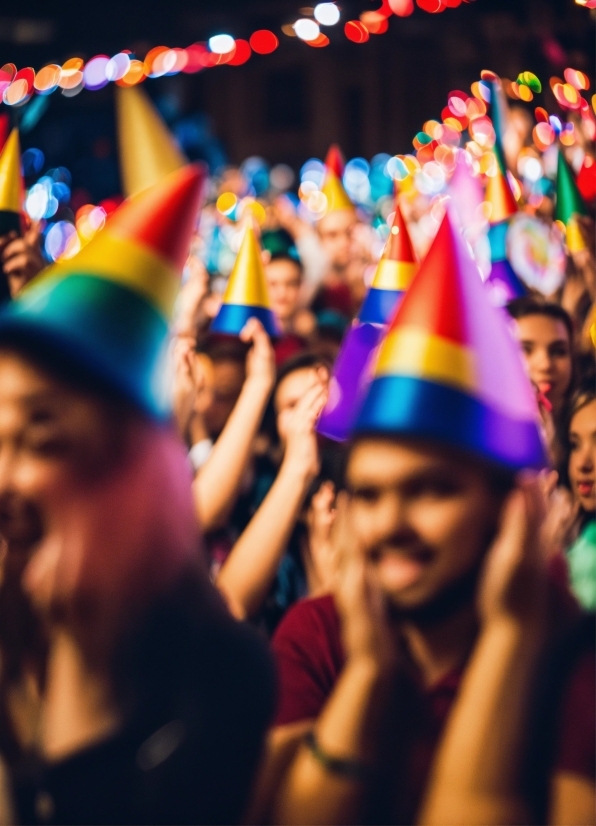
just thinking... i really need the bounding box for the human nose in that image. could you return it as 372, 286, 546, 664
368, 491, 413, 549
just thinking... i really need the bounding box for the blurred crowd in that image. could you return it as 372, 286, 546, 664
0, 69, 593, 826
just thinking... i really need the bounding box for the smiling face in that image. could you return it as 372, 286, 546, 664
0, 350, 197, 637
346, 438, 507, 616
513, 313, 573, 414
568, 399, 596, 513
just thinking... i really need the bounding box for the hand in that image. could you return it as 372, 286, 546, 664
240, 317, 276, 391
477, 475, 547, 626
305, 481, 338, 594
174, 260, 209, 338
332, 492, 398, 669
0, 223, 45, 296
273, 195, 311, 240
282, 371, 327, 483
539, 471, 579, 558
171, 337, 197, 439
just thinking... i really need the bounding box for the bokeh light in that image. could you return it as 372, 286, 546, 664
294, 19, 321, 41
83, 56, 110, 90
249, 30, 279, 54
314, 3, 340, 25
208, 35, 235, 54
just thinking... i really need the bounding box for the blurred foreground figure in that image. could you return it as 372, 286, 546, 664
262, 216, 594, 826
0, 165, 274, 824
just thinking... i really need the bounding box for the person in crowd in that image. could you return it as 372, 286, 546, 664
216, 353, 335, 629
507, 298, 575, 462
263, 216, 594, 826
0, 166, 274, 824
561, 385, 596, 611
263, 252, 311, 365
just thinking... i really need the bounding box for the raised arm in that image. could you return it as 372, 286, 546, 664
418, 477, 548, 826
271, 495, 398, 826
194, 318, 275, 532
216, 376, 326, 620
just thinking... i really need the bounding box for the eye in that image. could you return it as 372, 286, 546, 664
521, 342, 534, 355
549, 344, 569, 358
407, 476, 462, 499
349, 486, 380, 505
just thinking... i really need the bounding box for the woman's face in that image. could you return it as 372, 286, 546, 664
513, 314, 573, 414
568, 400, 596, 513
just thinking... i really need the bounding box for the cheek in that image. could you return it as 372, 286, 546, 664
410, 498, 493, 568
277, 411, 290, 443
13, 458, 73, 501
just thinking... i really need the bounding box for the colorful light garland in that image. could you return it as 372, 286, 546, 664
0, 0, 486, 108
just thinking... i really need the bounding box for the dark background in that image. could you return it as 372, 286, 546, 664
1, 0, 593, 201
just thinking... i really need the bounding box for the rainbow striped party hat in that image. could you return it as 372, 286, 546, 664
358, 204, 417, 325
0, 128, 23, 236
354, 213, 546, 471
210, 224, 278, 337
320, 145, 354, 214
0, 164, 205, 419
555, 149, 589, 255
116, 85, 187, 198
485, 138, 517, 227
486, 221, 526, 306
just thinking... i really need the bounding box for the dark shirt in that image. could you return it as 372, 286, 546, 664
11, 576, 275, 825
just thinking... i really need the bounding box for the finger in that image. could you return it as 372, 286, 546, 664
1, 239, 26, 261
2, 254, 29, 275
24, 220, 42, 245
0, 231, 17, 253
239, 316, 265, 344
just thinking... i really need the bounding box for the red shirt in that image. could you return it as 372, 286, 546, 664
272, 594, 595, 823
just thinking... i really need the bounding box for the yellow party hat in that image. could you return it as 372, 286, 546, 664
211, 225, 278, 336
0, 129, 23, 235
116, 85, 187, 198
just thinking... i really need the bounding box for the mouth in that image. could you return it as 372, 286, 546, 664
577, 480, 595, 498
368, 548, 434, 591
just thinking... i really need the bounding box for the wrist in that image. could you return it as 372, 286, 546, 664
243, 373, 274, 395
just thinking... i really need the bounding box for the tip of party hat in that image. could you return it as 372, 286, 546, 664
485, 166, 517, 224
385, 204, 416, 263
324, 144, 346, 178
107, 163, 206, 271
116, 84, 188, 198
555, 148, 589, 226
0, 128, 23, 221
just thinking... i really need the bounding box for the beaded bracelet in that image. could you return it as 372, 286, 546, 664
303, 730, 376, 781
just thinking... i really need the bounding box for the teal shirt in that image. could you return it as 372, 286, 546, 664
567, 519, 596, 611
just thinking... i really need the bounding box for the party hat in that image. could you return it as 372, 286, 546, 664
320, 144, 354, 213
555, 149, 589, 254
116, 85, 187, 198
0, 129, 23, 236
485, 161, 517, 225
210, 225, 278, 337
354, 213, 546, 471
0, 164, 205, 419
358, 204, 417, 325
485, 221, 526, 305
485, 76, 508, 169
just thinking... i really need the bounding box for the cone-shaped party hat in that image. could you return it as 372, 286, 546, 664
116, 85, 187, 198
210, 225, 278, 337
555, 149, 589, 254
320, 144, 354, 214
358, 204, 417, 325
0, 164, 205, 418
485, 221, 526, 306
354, 214, 546, 470
318, 205, 417, 441
485, 76, 508, 170
0, 129, 23, 236
485, 160, 517, 225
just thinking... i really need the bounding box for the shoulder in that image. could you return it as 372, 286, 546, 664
272, 594, 345, 726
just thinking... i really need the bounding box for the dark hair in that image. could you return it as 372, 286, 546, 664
196, 335, 248, 365
559, 382, 596, 494
274, 351, 331, 396
506, 297, 574, 344
268, 253, 303, 273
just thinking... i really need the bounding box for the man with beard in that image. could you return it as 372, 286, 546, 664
0, 165, 274, 824
268, 216, 595, 826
